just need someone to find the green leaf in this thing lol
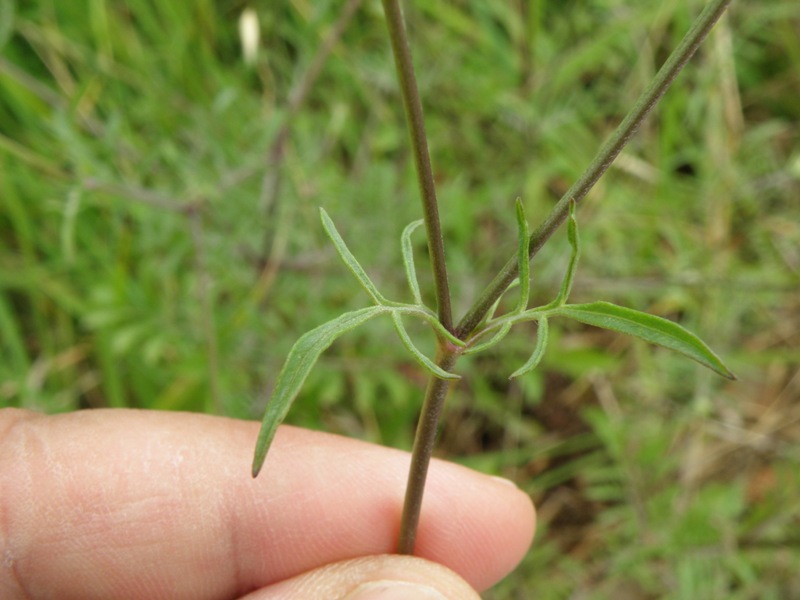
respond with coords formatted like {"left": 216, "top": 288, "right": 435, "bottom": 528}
{"left": 548, "top": 199, "right": 580, "bottom": 308}
{"left": 320, "top": 208, "right": 388, "bottom": 305}
{"left": 394, "top": 305, "right": 466, "bottom": 349}
{"left": 479, "top": 280, "right": 519, "bottom": 328}
{"left": 391, "top": 312, "right": 460, "bottom": 380}
{"left": 401, "top": 219, "right": 424, "bottom": 305}
{"left": 514, "top": 198, "right": 530, "bottom": 313}
{"left": 252, "top": 306, "right": 388, "bottom": 477}
{"left": 510, "top": 317, "right": 549, "bottom": 379}
{"left": 464, "top": 320, "right": 512, "bottom": 355}
{"left": 552, "top": 301, "right": 736, "bottom": 379}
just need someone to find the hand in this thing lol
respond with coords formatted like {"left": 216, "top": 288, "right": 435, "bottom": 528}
{"left": 0, "top": 408, "right": 535, "bottom": 599}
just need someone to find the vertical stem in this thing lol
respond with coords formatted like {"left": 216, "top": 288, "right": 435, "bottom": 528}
{"left": 381, "top": 0, "right": 453, "bottom": 332}
{"left": 397, "top": 349, "right": 460, "bottom": 554}
{"left": 390, "top": 0, "right": 732, "bottom": 560}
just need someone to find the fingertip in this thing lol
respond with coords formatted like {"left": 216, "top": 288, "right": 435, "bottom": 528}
{"left": 3, "top": 410, "right": 535, "bottom": 598}
{"left": 412, "top": 460, "right": 535, "bottom": 590}
{"left": 241, "top": 555, "right": 480, "bottom": 600}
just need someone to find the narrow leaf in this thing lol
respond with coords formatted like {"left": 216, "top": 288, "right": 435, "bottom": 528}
{"left": 320, "top": 208, "right": 388, "bottom": 305}
{"left": 510, "top": 317, "right": 549, "bottom": 379}
{"left": 392, "top": 305, "right": 465, "bottom": 348}
{"left": 552, "top": 301, "right": 736, "bottom": 379}
{"left": 423, "top": 312, "right": 467, "bottom": 348}
{"left": 391, "top": 312, "right": 460, "bottom": 380}
{"left": 252, "top": 306, "right": 388, "bottom": 477}
{"left": 401, "top": 219, "right": 425, "bottom": 305}
{"left": 550, "top": 199, "right": 580, "bottom": 307}
{"left": 481, "top": 280, "right": 519, "bottom": 327}
{"left": 464, "top": 321, "right": 512, "bottom": 355}
{"left": 514, "top": 198, "right": 530, "bottom": 313}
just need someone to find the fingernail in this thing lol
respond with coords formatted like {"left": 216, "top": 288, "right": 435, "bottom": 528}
{"left": 343, "top": 580, "right": 448, "bottom": 600}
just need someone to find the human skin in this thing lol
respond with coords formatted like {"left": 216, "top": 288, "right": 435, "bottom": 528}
{"left": 0, "top": 408, "right": 535, "bottom": 599}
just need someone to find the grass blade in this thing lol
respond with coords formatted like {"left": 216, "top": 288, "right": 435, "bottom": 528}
{"left": 391, "top": 311, "right": 460, "bottom": 380}
{"left": 552, "top": 301, "right": 736, "bottom": 379}
{"left": 252, "top": 306, "right": 388, "bottom": 477}
{"left": 320, "top": 208, "right": 388, "bottom": 305}
{"left": 0, "top": 0, "right": 14, "bottom": 52}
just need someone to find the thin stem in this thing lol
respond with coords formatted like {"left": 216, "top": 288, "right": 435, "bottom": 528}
{"left": 397, "top": 348, "right": 460, "bottom": 555}
{"left": 456, "top": 0, "right": 733, "bottom": 338}
{"left": 381, "top": 0, "right": 454, "bottom": 333}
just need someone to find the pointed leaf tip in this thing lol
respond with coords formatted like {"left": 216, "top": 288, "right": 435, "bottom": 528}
{"left": 553, "top": 301, "right": 736, "bottom": 380}
{"left": 251, "top": 306, "right": 389, "bottom": 476}
{"left": 319, "top": 208, "right": 388, "bottom": 305}
{"left": 510, "top": 316, "right": 549, "bottom": 379}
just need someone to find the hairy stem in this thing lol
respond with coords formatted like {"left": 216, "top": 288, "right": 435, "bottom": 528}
{"left": 397, "top": 348, "right": 460, "bottom": 554}
{"left": 381, "top": 0, "right": 454, "bottom": 332}
{"left": 456, "top": 0, "right": 733, "bottom": 338}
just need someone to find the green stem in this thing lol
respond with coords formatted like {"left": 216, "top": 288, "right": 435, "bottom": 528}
{"left": 381, "top": 0, "right": 454, "bottom": 333}
{"left": 397, "top": 348, "right": 460, "bottom": 555}
{"left": 456, "top": 0, "right": 733, "bottom": 338}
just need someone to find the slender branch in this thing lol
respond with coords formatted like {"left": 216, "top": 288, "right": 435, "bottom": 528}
{"left": 397, "top": 348, "right": 460, "bottom": 554}
{"left": 381, "top": 0, "right": 454, "bottom": 333}
{"left": 456, "top": 0, "right": 733, "bottom": 338}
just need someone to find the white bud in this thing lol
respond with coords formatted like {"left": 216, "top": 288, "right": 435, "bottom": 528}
{"left": 239, "top": 7, "right": 260, "bottom": 66}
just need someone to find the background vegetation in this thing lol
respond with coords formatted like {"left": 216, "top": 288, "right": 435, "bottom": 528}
{"left": 1, "top": 0, "right": 798, "bottom": 597}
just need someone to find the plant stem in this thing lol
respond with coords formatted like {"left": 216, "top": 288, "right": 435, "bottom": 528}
{"left": 456, "top": 0, "right": 733, "bottom": 339}
{"left": 381, "top": 0, "right": 454, "bottom": 333}
{"left": 397, "top": 348, "right": 460, "bottom": 554}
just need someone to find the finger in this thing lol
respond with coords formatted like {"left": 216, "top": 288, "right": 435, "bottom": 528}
{"left": 241, "top": 555, "right": 480, "bottom": 600}
{"left": 1, "top": 408, "right": 534, "bottom": 600}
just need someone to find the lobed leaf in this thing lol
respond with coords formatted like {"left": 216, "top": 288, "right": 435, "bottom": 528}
{"left": 320, "top": 208, "right": 388, "bottom": 305}
{"left": 252, "top": 306, "right": 389, "bottom": 477}
{"left": 510, "top": 316, "right": 549, "bottom": 379}
{"left": 552, "top": 301, "right": 736, "bottom": 379}
{"left": 401, "top": 219, "right": 425, "bottom": 305}
{"left": 391, "top": 311, "right": 460, "bottom": 380}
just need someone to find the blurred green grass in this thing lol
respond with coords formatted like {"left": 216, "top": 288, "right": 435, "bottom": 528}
{"left": 1, "top": 0, "right": 799, "bottom": 597}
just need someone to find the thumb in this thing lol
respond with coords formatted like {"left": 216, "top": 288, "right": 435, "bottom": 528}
{"left": 241, "top": 555, "right": 481, "bottom": 600}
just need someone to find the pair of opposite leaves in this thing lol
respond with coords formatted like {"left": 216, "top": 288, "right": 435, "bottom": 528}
{"left": 252, "top": 200, "right": 735, "bottom": 477}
